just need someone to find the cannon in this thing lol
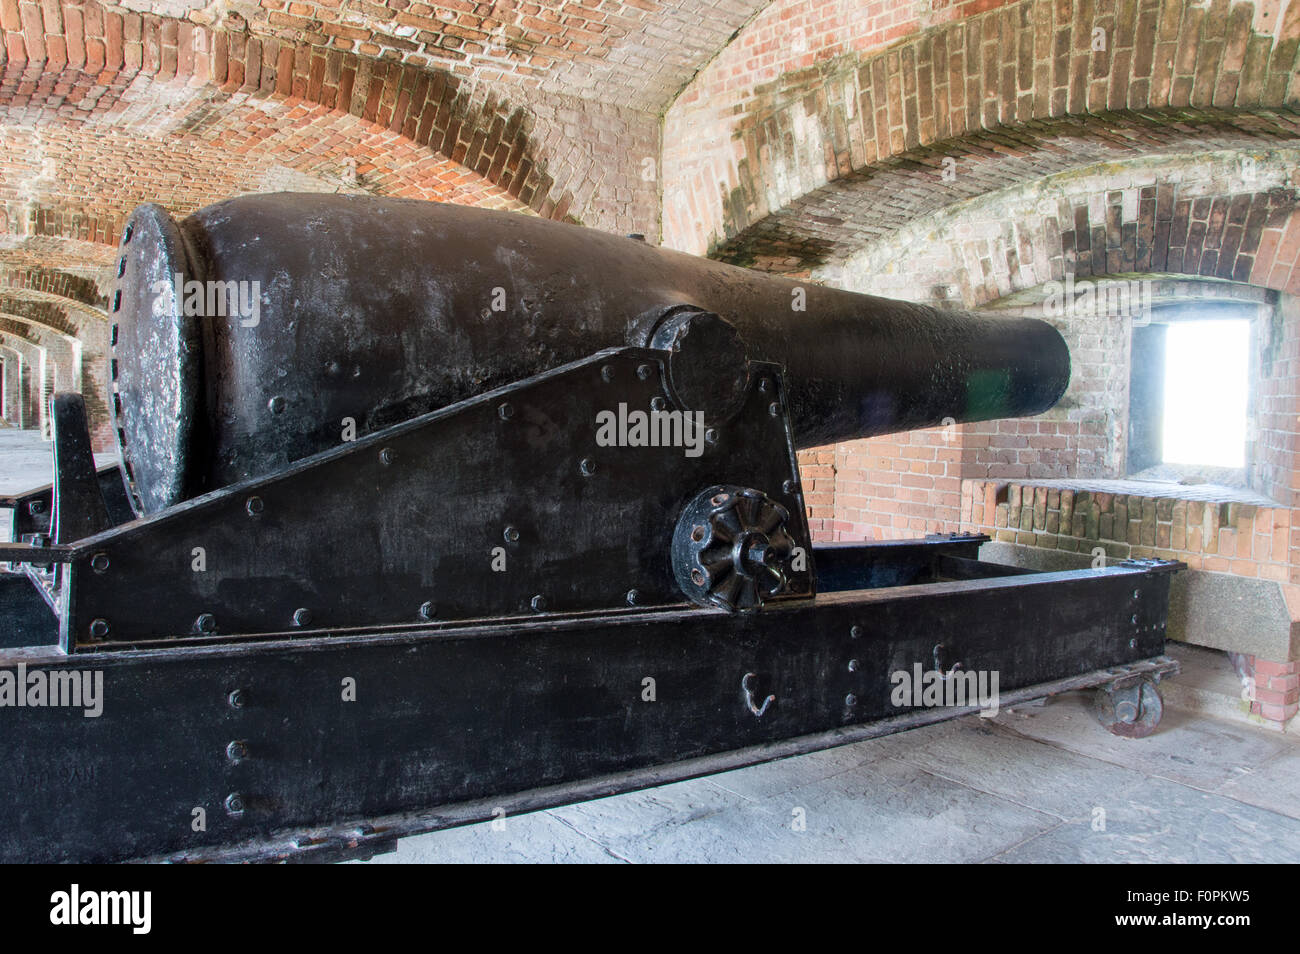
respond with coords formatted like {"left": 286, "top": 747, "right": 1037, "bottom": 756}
{"left": 0, "top": 195, "right": 1178, "bottom": 862}
{"left": 109, "top": 194, "right": 1069, "bottom": 514}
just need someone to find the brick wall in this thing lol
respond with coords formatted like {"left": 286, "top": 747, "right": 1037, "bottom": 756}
{"left": 0, "top": 261, "right": 112, "bottom": 446}
{"left": 1233, "top": 652, "right": 1300, "bottom": 724}
{"left": 0, "top": 1, "right": 661, "bottom": 233}
{"left": 663, "top": 0, "right": 1300, "bottom": 256}
{"left": 966, "top": 480, "right": 1293, "bottom": 580}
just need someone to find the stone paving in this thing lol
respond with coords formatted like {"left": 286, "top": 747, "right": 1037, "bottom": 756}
{"left": 0, "top": 428, "right": 61, "bottom": 496}
{"left": 0, "top": 428, "right": 119, "bottom": 497}
{"left": 367, "top": 693, "right": 1300, "bottom": 864}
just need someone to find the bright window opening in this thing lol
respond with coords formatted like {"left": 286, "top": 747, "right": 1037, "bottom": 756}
{"left": 1161, "top": 320, "right": 1249, "bottom": 468}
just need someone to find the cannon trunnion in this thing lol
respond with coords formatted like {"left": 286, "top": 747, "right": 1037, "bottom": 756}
{"left": 0, "top": 196, "right": 1177, "bottom": 863}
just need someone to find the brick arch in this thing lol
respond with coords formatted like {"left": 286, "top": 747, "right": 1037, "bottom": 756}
{"left": 0, "top": 338, "right": 29, "bottom": 423}
{"left": 0, "top": 96, "right": 529, "bottom": 246}
{"left": 0, "top": 264, "right": 106, "bottom": 309}
{"left": 0, "top": 235, "right": 118, "bottom": 274}
{"left": 0, "top": 312, "right": 75, "bottom": 390}
{"left": 817, "top": 151, "right": 1300, "bottom": 304}
{"left": 0, "top": 294, "right": 88, "bottom": 338}
{"left": 0, "top": 332, "right": 36, "bottom": 357}
{"left": 0, "top": 304, "right": 92, "bottom": 402}
{"left": 0, "top": 329, "right": 46, "bottom": 430}
{"left": 0, "top": 1, "right": 658, "bottom": 232}
{"left": 712, "top": 110, "right": 1300, "bottom": 279}
{"left": 0, "top": 289, "right": 115, "bottom": 448}
{"left": 0, "top": 313, "right": 50, "bottom": 344}
{"left": 0, "top": 276, "right": 109, "bottom": 328}
{"left": 663, "top": 0, "right": 1300, "bottom": 255}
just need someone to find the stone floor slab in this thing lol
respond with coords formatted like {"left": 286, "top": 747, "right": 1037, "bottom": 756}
{"left": 364, "top": 809, "right": 626, "bottom": 864}
{"left": 999, "top": 690, "right": 1291, "bottom": 791}
{"left": 877, "top": 715, "right": 1150, "bottom": 821}
{"left": 987, "top": 776, "right": 1300, "bottom": 864}
{"left": 1212, "top": 749, "right": 1300, "bottom": 821}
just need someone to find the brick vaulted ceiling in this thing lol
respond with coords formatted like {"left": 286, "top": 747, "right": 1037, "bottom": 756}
{"left": 186, "top": 0, "right": 770, "bottom": 110}
{"left": 0, "top": 0, "right": 775, "bottom": 247}
{"left": 7, "top": 0, "right": 1299, "bottom": 274}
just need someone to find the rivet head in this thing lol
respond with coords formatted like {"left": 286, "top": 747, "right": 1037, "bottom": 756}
{"left": 292, "top": 607, "right": 312, "bottom": 627}
{"left": 28, "top": 499, "right": 44, "bottom": 516}
{"left": 246, "top": 496, "right": 264, "bottom": 516}
{"left": 768, "top": 402, "right": 781, "bottom": 417}
{"left": 195, "top": 613, "right": 217, "bottom": 634}
{"left": 530, "top": 594, "right": 547, "bottom": 612}
{"left": 268, "top": 396, "right": 286, "bottom": 415}
{"left": 783, "top": 479, "right": 799, "bottom": 495}
{"left": 636, "top": 363, "right": 653, "bottom": 380}
{"left": 1128, "top": 638, "right": 1137, "bottom": 649}
{"left": 225, "top": 793, "right": 246, "bottom": 817}
{"left": 419, "top": 601, "right": 436, "bottom": 620}
{"left": 227, "top": 689, "right": 245, "bottom": 709}
{"left": 90, "top": 552, "right": 110, "bottom": 573}
{"left": 498, "top": 402, "right": 514, "bottom": 420}
{"left": 226, "top": 740, "right": 248, "bottom": 763}
{"left": 579, "top": 457, "right": 596, "bottom": 476}
{"left": 758, "top": 377, "right": 772, "bottom": 393}
{"left": 704, "top": 428, "right": 719, "bottom": 444}
{"left": 600, "top": 365, "right": 615, "bottom": 382}
{"left": 626, "top": 589, "right": 640, "bottom": 606}
{"left": 504, "top": 526, "right": 521, "bottom": 543}
{"left": 89, "top": 618, "right": 109, "bottom": 639}
{"left": 850, "top": 625, "right": 863, "bottom": 639}
{"left": 650, "top": 396, "right": 667, "bottom": 411}
{"left": 1131, "top": 614, "right": 1138, "bottom": 624}
{"left": 379, "top": 447, "right": 395, "bottom": 466}
{"left": 845, "top": 693, "right": 858, "bottom": 706}
{"left": 848, "top": 659, "right": 859, "bottom": 672}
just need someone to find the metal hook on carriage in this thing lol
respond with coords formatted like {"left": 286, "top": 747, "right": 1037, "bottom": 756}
{"left": 742, "top": 672, "right": 776, "bottom": 718}
{"left": 933, "top": 643, "right": 965, "bottom": 682}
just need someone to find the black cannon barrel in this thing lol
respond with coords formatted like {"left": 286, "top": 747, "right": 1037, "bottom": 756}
{"left": 110, "top": 193, "right": 1069, "bottom": 515}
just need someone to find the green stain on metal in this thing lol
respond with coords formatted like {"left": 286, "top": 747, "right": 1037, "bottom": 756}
{"left": 965, "top": 369, "right": 1013, "bottom": 419}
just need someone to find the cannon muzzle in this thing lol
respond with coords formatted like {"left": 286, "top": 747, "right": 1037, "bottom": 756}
{"left": 110, "top": 194, "right": 1069, "bottom": 514}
